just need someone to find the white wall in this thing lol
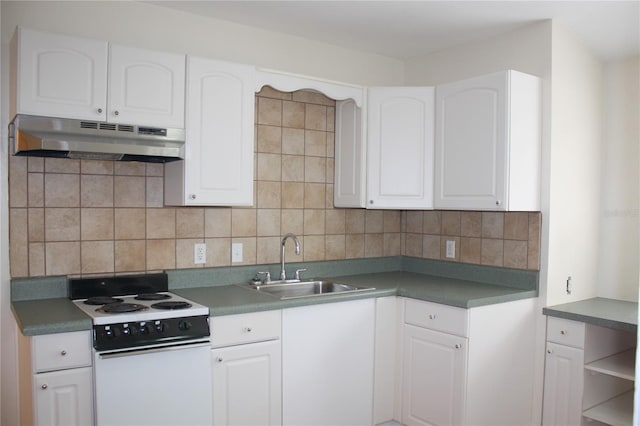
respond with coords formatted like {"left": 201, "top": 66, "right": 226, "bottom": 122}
{"left": 546, "top": 22, "right": 604, "bottom": 305}
{"left": 597, "top": 57, "right": 640, "bottom": 302}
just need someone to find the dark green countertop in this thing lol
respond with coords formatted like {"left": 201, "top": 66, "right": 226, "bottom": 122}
{"left": 12, "top": 298, "right": 93, "bottom": 336}
{"left": 543, "top": 297, "right": 638, "bottom": 333}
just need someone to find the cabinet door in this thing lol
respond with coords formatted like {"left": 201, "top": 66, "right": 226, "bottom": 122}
{"left": 402, "top": 324, "right": 467, "bottom": 426}
{"left": 367, "top": 87, "right": 434, "bottom": 209}
{"left": 165, "top": 57, "right": 254, "bottom": 206}
{"left": 108, "top": 44, "right": 185, "bottom": 128}
{"left": 434, "top": 72, "right": 507, "bottom": 210}
{"left": 212, "top": 340, "right": 282, "bottom": 426}
{"left": 283, "top": 299, "right": 375, "bottom": 425}
{"left": 16, "top": 27, "right": 108, "bottom": 120}
{"left": 334, "top": 99, "right": 365, "bottom": 207}
{"left": 33, "top": 367, "right": 93, "bottom": 426}
{"left": 542, "top": 342, "right": 584, "bottom": 426}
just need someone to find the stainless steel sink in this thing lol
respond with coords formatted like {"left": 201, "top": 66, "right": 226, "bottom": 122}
{"left": 238, "top": 280, "right": 375, "bottom": 299}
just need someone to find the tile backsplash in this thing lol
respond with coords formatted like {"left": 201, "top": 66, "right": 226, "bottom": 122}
{"left": 8, "top": 87, "right": 541, "bottom": 278}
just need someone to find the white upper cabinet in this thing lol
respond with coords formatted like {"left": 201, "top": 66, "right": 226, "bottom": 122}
{"left": 13, "top": 27, "right": 185, "bottom": 128}
{"left": 164, "top": 57, "right": 255, "bottom": 206}
{"left": 108, "top": 44, "right": 185, "bottom": 128}
{"left": 434, "top": 70, "right": 541, "bottom": 211}
{"left": 14, "top": 27, "right": 108, "bottom": 121}
{"left": 367, "top": 87, "right": 435, "bottom": 209}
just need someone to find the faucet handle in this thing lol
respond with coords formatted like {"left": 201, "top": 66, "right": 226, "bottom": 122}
{"left": 294, "top": 268, "right": 307, "bottom": 280}
{"left": 256, "top": 271, "right": 271, "bottom": 283}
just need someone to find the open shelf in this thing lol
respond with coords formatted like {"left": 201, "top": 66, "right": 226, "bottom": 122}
{"left": 585, "top": 349, "right": 636, "bottom": 381}
{"left": 582, "top": 391, "right": 634, "bottom": 426}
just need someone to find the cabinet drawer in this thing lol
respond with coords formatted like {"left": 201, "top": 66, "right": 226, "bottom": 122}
{"left": 211, "top": 310, "right": 281, "bottom": 348}
{"left": 546, "top": 317, "right": 585, "bottom": 348}
{"left": 32, "top": 331, "right": 92, "bottom": 372}
{"left": 404, "top": 299, "right": 468, "bottom": 337}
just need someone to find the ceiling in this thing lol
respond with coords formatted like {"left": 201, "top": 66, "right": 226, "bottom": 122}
{"left": 150, "top": 1, "right": 639, "bottom": 62}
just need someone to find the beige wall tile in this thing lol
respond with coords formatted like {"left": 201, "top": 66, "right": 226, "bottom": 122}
{"left": 45, "top": 158, "right": 80, "bottom": 173}
{"left": 504, "top": 212, "right": 529, "bottom": 240}
{"left": 9, "top": 156, "right": 28, "bottom": 208}
{"left": 231, "top": 237, "right": 256, "bottom": 265}
{"left": 256, "top": 181, "right": 281, "bottom": 208}
{"left": 504, "top": 240, "right": 528, "bottom": 269}
{"left": 28, "top": 208, "right": 45, "bottom": 242}
{"left": 304, "top": 183, "right": 326, "bottom": 209}
{"left": 45, "top": 241, "right": 81, "bottom": 275}
{"left": 115, "top": 240, "right": 146, "bottom": 272}
{"left": 326, "top": 234, "right": 346, "bottom": 260}
{"left": 384, "top": 233, "right": 402, "bottom": 256}
{"left": 283, "top": 101, "right": 305, "bottom": 128}
{"left": 325, "top": 185, "right": 334, "bottom": 209}
{"left": 81, "top": 160, "right": 114, "bottom": 175}
{"left": 258, "top": 97, "right": 282, "bottom": 126}
{"left": 282, "top": 182, "right": 304, "bottom": 209}
{"left": 146, "top": 177, "right": 164, "bottom": 208}
{"left": 305, "top": 104, "right": 327, "bottom": 131}
{"left": 29, "top": 243, "right": 45, "bottom": 277}
{"left": 383, "top": 211, "right": 401, "bottom": 233}
{"left": 147, "top": 208, "right": 176, "bottom": 239}
{"left": 365, "top": 234, "right": 384, "bottom": 258}
{"left": 257, "top": 236, "right": 281, "bottom": 264}
{"left": 461, "top": 212, "right": 482, "bottom": 237}
{"left": 293, "top": 90, "right": 335, "bottom": 106}
{"left": 146, "top": 239, "right": 175, "bottom": 270}
{"left": 115, "top": 208, "right": 146, "bottom": 240}
{"left": 281, "top": 209, "right": 303, "bottom": 235}
{"left": 304, "top": 209, "right": 325, "bottom": 235}
{"left": 365, "top": 210, "right": 384, "bottom": 233}
{"left": 257, "top": 209, "right": 281, "bottom": 236}
{"left": 28, "top": 157, "right": 44, "bottom": 172}
{"left": 305, "top": 130, "right": 326, "bottom": 157}
{"left": 81, "top": 208, "right": 114, "bottom": 240}
{"left": 81, "top": 175, "right": 113, "bottom": 207}
{"left": 423, "top": 235, "right": 441, "bottom": 260}
{"left": 45, "top": 174, "right": 80, "bottom": 207}
{"left": 257, "top": 125, "right": 282, "bottom": 153}
{"left": 45, "top": 208, "right": 80, "bottom": 241}
{"left": 176, "top": 238, "right": 203, "bottom": 269}
{"left": 423, "top": 211, "right": 441, "bottom": 234}
{"left": 28, "top": 173, "right": 44, "bottom": 207}
{"left": 115, "top": 162, "right": 145, "bottom": 176}
{"left": 176, "top": 208, "right": 204, "bottom": 238}
{"left": 282, "top": 128, "right": 305, "bottom": 155}
{"left": 326, "top": 132, "right": 335, "bottom": 158}
{"left": 440, "top": 236, "right": 460, "bottom": 261}
{"left": 405, "top": 233, "right": 423, "bottom": 258}
{"left": 205, "top": 237, "right": 231, "bottom": 267}
{"left": 406, "top": 211, "right": 423, "bottom": 233}
{"left": 146, "top": 163, "right": 164, "bottom": 177}
{"left": 327, "top": 106, "right": 335, "bottom": 132}
{"left": 9, "top": 209, "right": 29, "bottom": 277}
{"left": 346, "top": 209, "right": 365, "bottom": 234}
{"left": 481, "top": 239, "right": 504, "bottom": 267}
{"left": 528, "top": 213, "right": 542, "bottom": 270}
{"left": 326, "top": 210, "right": 346, "bottom": 234}
{"left": 305, "top": 157, "right": 326, "bottom": 183}
{"left": 460, "top": 237, "right": 481, "bottom": 265}
{"left": 326, "top": 158, "right": 335, "bottom": 184}
{"left": 232, "top": 209, "right": 257, "bottom": 237}
{"left": 303, "top": 235, "right": 325, "bottom": 261}
{"left": 482, "top": 212, "right": 504, "bottom": 238}
{"left": 441, "top": 211, "right": 461, "bottom": 235}
{"left": 346, "top": 234, "right": 365, "bottom": 259}
{"left": 81, "top": 241, "right": 114, "bottom": 274}
{"left": 114, "top": 176, "right": 145, "bottom": 207}
{"left": 257, "top": 153, "right": 282, "bottom": 181}
{"left": 205, "top": 208, "right": 232, "bottom": 237}
{"left": 257, "top": 87, "right": 292, "bottom": 100}
{"left": 282, "top": 155, "right": 305, "bottom": 182}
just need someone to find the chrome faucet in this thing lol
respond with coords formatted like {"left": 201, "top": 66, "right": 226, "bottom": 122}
{"left": 280, "top": 233, "right": 300, "bottom": 280}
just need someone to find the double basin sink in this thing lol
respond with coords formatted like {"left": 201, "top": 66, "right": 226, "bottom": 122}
{"left": 238, "top": 279, "right": 375, "bottom": 300}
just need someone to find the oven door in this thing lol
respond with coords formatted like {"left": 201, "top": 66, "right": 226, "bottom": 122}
{"left": 94, "top": 340, "right": 212, "bottom": 426}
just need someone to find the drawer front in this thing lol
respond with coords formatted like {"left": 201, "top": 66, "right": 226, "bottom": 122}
{"left": 404, "top": 299, "right": 468, "bottom": 337}
{"left": 211, "top": 310, "right": 281, "bottom": 348}
{"left": 546, "top": 317, "right": 585, "bottom": 348}
{"left": 32, "top": 331, "right": 92, "bottom": 372}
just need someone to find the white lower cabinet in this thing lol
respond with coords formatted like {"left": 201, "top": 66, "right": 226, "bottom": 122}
{"left": 400, "top": 297, "right": 538, "bottom": 426}
{"left": 283, "top": 299, "right": 375, "bottom": 426}
{"left": 18, "top": 330, "right": 94, "bottom": 426}
{"left": 210, "top": 311, "right": 282, "bottom": 426}
{"left": 542, "top": 317, "right": 637, "bottom": 426}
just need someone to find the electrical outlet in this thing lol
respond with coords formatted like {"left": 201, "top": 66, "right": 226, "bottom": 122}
{"left": 194, "top": 243, "right": 206, "bottom": 264}
{"left": 445, "top": 240, "right": 456, "bottom": 259}
{"left": 232, "top": 243, "right": 243, "bottom": 263}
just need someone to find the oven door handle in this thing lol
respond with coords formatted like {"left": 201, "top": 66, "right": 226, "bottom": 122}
{"left": 98, "top": 341, "right": 210, "bottom": 359}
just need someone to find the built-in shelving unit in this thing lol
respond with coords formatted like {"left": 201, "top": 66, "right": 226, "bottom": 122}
{"left": 583, "top": 390, "right": 634, "bottom": 426}
{"left": 585, "top": 349, "right": 636, "bottom": 380}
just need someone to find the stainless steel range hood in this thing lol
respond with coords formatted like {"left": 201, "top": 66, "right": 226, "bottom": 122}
{"left": 9, "top": 115, "right": 185, "bottom": 162}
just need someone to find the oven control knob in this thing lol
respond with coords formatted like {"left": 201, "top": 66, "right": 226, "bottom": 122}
{"left": 122, "top": 327, "right": 131, "bottom": 336}
{"left": 110, "top": 327, "right": 121, "bottom": 338}
{"left": 155, "top": 322, "right": 166, "bottom": 333}
{"left": 138, "top": 324, "right": 149, "bottom": 335}
{"left": 178, "top": 320, "right": 192, "bottom": 331}
{"left": 104, "top": 328, "right": 115, "bottom": 339}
